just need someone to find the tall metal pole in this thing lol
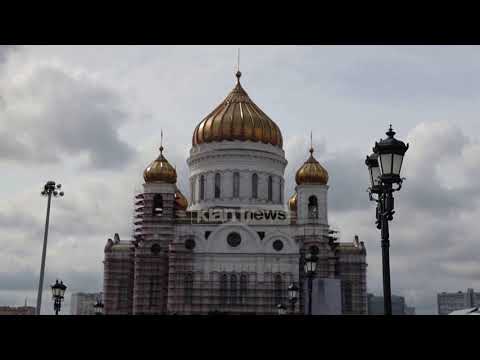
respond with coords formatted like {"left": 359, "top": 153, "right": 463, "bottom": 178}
{"left": 308, "top": 275, "right": 313, "bottom": 316}
{"left": 36, "top": 192, "right": 52, "bottom": 315}
{"left": 55, "top": 299, "right": 59, "bottom": 315}
{"left": 300, "top": 250, "right": 305, "bottom": 315}
{"left": 380, "top": 189, "right": 393, "bottom": 315}
{"left": 381, "top": 214, "right": 392, "bottom": 315}
{"left": 290, "top": 299, "right": 296, "bottom": 315}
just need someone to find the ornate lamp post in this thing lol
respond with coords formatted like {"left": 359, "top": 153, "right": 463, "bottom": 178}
{"left": 51, "top": 280, "right": 67, "bottom": 315}
{"left": 277, "top": 303, "right": 287, "bottom": 315}
{"left": 93, "top": 299, "right": 105, "bottom": 315}
{"left": 36, "top": 181, "right": 64, "bottom": 315}
{"left": 304, "top": 253, "right": 318, "bottom": 316}
{"left": 365, "top": 125, "right": 409, "bottom": 315}
{"left": 288, "top": 283, "right": 299, "bottom": 314}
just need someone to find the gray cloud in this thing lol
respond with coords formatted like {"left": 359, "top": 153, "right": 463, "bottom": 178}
{"left": 0, "top": 45, "right": 18, "bottom": 64}
{"left": 400, "top": 180, "right": 479, "bottom": 215}
{"left": 0, "top": 210, "right": 38, "bottom": 230}
{"left": 0, "top": 134, "right": 36, "bottom": 161}
{"left": 0, "top": 263, "right": 101, "bottom": 293}
{"left": 325, "top": 152, "right": 369, "bottom": 212}
{"left": 0, "top": 270, "right": 38, "bottom": 291}
{"left": 335, "top": 46, "right": 480, "bottom": 102}
{"left": 0, "top": 62, "right": 136, "bottom": 170}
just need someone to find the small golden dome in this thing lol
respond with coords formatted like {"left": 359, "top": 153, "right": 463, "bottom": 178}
{"left": 174, "top": 189, "right": 188, "bottom": 211}
{"left": 295, "top": 147, "right": 329, "bottom": 185}
{"left": 288, "top": 192, "right": 297, "bottom": 211}
{"left": 143, "top": 146, "right": 177, "bottom": 184}
{"left": 192, "top": 72, "right": 283, "bottom": 148}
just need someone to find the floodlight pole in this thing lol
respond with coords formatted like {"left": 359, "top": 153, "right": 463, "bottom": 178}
{"left": 36, "top": 191, "right": 52, "bottom": 315}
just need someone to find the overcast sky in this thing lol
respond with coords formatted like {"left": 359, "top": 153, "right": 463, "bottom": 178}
{"left": 1, "top": 45, "right": 479, "bottom": 314}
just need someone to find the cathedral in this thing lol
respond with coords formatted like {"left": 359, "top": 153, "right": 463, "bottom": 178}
{"left": 103, "top": 70, "right": 367, "bottom": 315}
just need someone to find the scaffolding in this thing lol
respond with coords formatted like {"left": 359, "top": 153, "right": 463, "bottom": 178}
{"left": 104, "top": 188, "right": 367, "bottom": 315}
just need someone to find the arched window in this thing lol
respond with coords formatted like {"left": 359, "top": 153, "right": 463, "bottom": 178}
{"left": 200, "top": 175, "right": 205, "bottom": 201}
{"left": 274, "top": 274, "right": 283, "bottom": 306}
{"left": 151, "top": 244, "right": 161, "bottom": 255}
{"left": 230, "top": 274, "right": 238, "bottom": 305}
{"left": 233, "top": 172, "right": 240, "bottom": 198}
{"left": 240, "top": 274, "right": 248, "bottom": 304}
{"left": 308, "top": 195, "right": 319, "bottom": 219}
{"left": 215, "top": 173, "right": 221, "bottom": 199}
{"left": 152, "top": 194, "right": 163, "bottom": 216}
{"left": 252, "top": 173, "right": 258, "bottom": 199}
{"left": 268, "top": 176, "right": 273, "bottom": 201}
{"left": 220, "top": 273, "right": 228, "bottom": 306}
{"left": 185, "top": 273, "right": 193, "bottom": 305}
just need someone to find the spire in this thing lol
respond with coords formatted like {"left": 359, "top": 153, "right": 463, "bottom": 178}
{"left": 235, "top": 48, "right": 242, "bottom": 84}
{"left": 160, "top": 130, "right": 164, "bottom": 154}
{"left": 309, "top": 131, "right": 314, "bottom": 155}
{"left": 237, "top": 48, "right": 240, "bottom": 72}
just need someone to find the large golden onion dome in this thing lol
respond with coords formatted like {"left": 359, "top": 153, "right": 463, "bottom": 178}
{"left": 295, "top": 147, "right": 329, "bottom": 185}
{"left": 174, "top": 189, "right": 188, "bottom": 211}
{"left": 288, "top": 192, "right": 297, "bottom": 211}
{"left": 143, "top": 146, "right": 177, "bottom": 184}
{"left": 192, "top": 71, "right": 283, "bottom": 148}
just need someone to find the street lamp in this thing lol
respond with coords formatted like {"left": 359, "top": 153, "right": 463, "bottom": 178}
{"left": 93, "top": 299, "right": 104, "bottom": 315}
{"left": 304, "top": 253, "right": 318, "bottom": 316}
{"left": 277, "top": 304, "right": 287, "bottom": 315}
{"left": 36, "top": 181, "right": 64, "bottom": 315}
{"left": 288, "top": 283, "right": 299, "bottom": 314}
{"left": 51, "top": 279, "right": 67, "bottom": 315}
{"left": 365, "top": 125, "right": 409, "bottom": 315}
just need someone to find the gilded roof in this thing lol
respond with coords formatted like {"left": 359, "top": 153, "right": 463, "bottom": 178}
{"left": 295, "top": 147, "right": 329, "bottom": 185}
{"left": 192, "top": 71, "right": 283, "bottom": 148}
{"left": 143, "top": 146, "right": 177, "bottom": 184}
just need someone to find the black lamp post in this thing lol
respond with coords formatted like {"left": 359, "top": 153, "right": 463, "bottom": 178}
{"left": 287, "top": 283, "right": 299, "bottom": 314}
{"left": 365, "top": 125, "right": 409, "bottom": 315}
{"left": 304, "top": 253, "right": 318, "bottom": 315}
{"left": 93, "top": 298, "right": 104, "bottom": 315}
{"left": 36, "top": 181, "right": 64, "bottom": 315}
{"left": 51, "top": 280, "right": 67, "bottom": 315}
{"left": 277, "top": 303, "right": 287, "bottom": 315}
